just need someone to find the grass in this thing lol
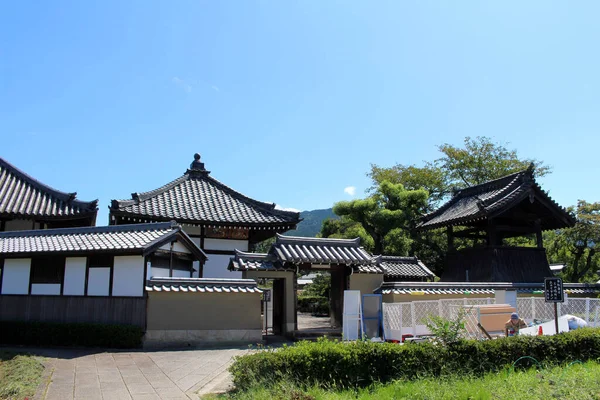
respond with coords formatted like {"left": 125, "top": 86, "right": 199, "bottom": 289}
{"left": 209, "top": 360, "right": 600, "bottom": 400}
{"left": 0, "top": 351, "right": 45, "bottom": 400}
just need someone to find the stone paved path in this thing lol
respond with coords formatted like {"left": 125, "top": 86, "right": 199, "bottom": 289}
{"left": 15, "top": 346, "right": 249, "bottom": 400}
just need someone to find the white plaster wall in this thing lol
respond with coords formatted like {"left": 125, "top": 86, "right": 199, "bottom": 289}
{"left": 151, "top": 267, "right": 171, "bottom": 278}
{"left": 2, "top": 259, "right": 31, "bottom": 294}
{"left": 63, "top": 257, "right": 86, "bottom": 295}
{"left": 158, "top": 242, "right": 191, "bottom": 253}
{"left": 87, "top": 268, "right": 110, "bottom": 296}
{"left": 4, "top": 219, "right": 37, "bottom": 231}
{"left": 149, "top": 267, "right": 191, "bottom": 279}
{"left": 203, "top": 254, "right": 241, "bottom": 278}
{"left": 204, "top": 238, "right": 248, "bottom": 252}
{"left": 112, "top": 256, "right": 144, "bottom": 297}
{"left": 31, "top": 284, "right": 61, "bottom": 295}
{"left": 172, "top": 269, "right": 191, "bottom": 278}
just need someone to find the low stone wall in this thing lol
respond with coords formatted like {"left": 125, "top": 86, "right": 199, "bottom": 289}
{"left": 144, "top": 329, "right": 262, "bottom": 348}
{"left": 145, "top": 291, "right": 262, "bottom": 347}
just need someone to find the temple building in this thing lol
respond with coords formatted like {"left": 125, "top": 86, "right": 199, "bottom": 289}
{"left": 0, "top": 157, "right": 98, "bottom": 231}
{"left": 417, "top": 166, "right": 576, "bottom": 283}
{"left": 109, "top": 154, "right": 301, "bottom": 278}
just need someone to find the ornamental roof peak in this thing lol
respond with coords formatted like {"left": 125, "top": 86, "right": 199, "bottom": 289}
{"left": 187, "top": 153, "right": 210, "bottom": 177}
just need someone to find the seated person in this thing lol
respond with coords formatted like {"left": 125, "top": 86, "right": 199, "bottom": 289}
{"left": 505, "top": 312, "right": 527, "bottom": 337}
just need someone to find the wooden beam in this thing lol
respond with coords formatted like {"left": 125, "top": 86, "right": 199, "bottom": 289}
{"left": 535, "top": 220, "right": 543, "bottom": 249}
{"left": 447, "top": 226, "right": 454, "bottom": 251}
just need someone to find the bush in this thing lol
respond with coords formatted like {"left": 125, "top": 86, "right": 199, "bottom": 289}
{"left": 230, "top": 328, "right": 600, "bottom": 390}
{"left": 0, "top": 321, "right": 144, "bottom": 349}
{"left": 297, "top": 296, "right": 329, "bottom": 316}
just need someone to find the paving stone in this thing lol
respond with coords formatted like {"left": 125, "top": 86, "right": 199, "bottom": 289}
{"left": 101, "top": 389, "right": 132, "bottom": 400}
{"left": 148, "top": 379, "right": 178, "bottom": 389}
{"left": 123, "top": 375, "right": 150, "bottom": 384}
{"left": 131, "top": 394, "right": 162, "bottom": 400}
{"left": 126, "top": 383, "right": 157, "bottom": 395}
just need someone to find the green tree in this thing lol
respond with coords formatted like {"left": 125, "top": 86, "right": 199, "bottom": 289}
{"left": 302, "top": 273, "right": 331, "bottom": 298}
{"left": 546, "top": 200, "right": 600, "bottom": 283}
{"left": 362, "top": 136, "right": 551, "bottom": 274}
{"left": 369, "top": 136, "right": 550, "bottom": 208}
{"left": 321, "top": 181, "right": 428, "bottom": 255}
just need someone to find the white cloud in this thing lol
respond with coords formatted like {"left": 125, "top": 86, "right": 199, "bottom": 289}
{"left": 344, "top": 186, "right": 356, "bottom": 196}
{"left": 275, "top": 204, "right": 300, "bottom": 212}
{"left": 211, "top": 85, "right": 220, "bottom": 92}
{"left": 172, "top": 77, "right": 192, "bottom": 93}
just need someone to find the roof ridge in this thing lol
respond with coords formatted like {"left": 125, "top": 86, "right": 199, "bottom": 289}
{"left": 380, "top": 255, "right": 418, "bottom": 261}
{"left": 0, "top": 221, "right": 177, "bottom": 238}
{"left": 0, "top": 157, "right": 98, "bottom": 208}
{"left": 275, "top": 234, "right": 361, "bottom": 246}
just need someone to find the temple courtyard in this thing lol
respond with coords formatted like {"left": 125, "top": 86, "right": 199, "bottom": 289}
{"left": 7, "top": 346, "right": 252, "bottom": 400}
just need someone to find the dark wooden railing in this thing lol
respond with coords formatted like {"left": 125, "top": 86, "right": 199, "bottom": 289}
{"left": 442, "top": 246, "right": 552, "bottom": 283}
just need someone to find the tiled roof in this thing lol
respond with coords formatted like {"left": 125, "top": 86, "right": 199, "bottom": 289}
{"left": 418, "top": 167, "right": 576, "bottom": 231}
{"left": 379, "top": 256, "right": 436, "bottom": 279}
{"left": 228, "top": 250, "right": 291, "bottom": 272}
{"left": 145, "top": 277, "right": 262, "bottom": 293}
{"left": 376, "top": 282, "right": 600, "bottom": 296}
{"left": 272, "top": 234, "right": 377, "bottom": 265}
{"left": 110, "top": 154, "right": 300, "bottom": 228}
{"left": 0, "top": 221, "right": 206, "bottom": 259}
{"left": 0, "top": 157, "right": 98, "bottom": 221}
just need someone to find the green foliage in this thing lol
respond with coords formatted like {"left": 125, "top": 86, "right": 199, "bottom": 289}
{"left": 0, "top": 352, "right": 44, "bottom": 400}
{"left": 323, "top": 181, "right": 428, "bottom": 255}
{"left": 0, "top": 321, "right": 144, "bottom": 348}
{"left": 297, "top": 296, "right": 329, "bottom": 316}
{"left": 546, "top": 200, "right": 600, "bottom": 283}
{"left": 424, "top": 308, "right": 467, "bottom": 346}
{"left": 230, "top": 328, "right": 600, "bottom": 391}
{"left": 221, "top": 361, "right": 600, "bottom": 400}
{"left": 292, "top": 209, "right": 338, "bottom": 238}
{"left": 302, "top": 273, "right": 331, "bottom": 298}
{"left": 365, "top": 136, "right": 552, "bottom": 275}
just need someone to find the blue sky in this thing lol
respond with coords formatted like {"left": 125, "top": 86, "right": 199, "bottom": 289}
{"left": 1, "top": 1, "right": 599, "bottom": 226}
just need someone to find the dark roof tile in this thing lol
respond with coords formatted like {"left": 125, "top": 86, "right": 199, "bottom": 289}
{"left": 110, "top": 154, "right": 299, "bottom": 227}
{"left": 0, "top": 158, "right": 98, "bottom": 220}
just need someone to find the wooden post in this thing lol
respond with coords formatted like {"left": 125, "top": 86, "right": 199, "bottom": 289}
{"left": 535, "top": 220, "right": 543, "bottom": 249}
{"left": 554, "top": 302, "right": 559, "bottom": 334}
{"left": 447, "top": 226, "right": 454, "bottom": 251}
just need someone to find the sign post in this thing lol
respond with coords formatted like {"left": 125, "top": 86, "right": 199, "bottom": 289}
{"left": 544, "top": 277, "right": 564, "bottom": 334}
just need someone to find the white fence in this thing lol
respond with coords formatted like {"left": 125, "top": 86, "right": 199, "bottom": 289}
{"left": 383, "top": 297, "right": 600, "bottom": 341}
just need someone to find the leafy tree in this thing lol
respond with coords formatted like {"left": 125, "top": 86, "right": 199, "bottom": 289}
{"left": 321, "top": 181, "right": 428, "bottom": 255}
{"left": 302, "top": 273, "right": 331, "bottom": 298}
{"left": 369, "top": 136, "right": 550, "bottom": 208}
{"left": 546, "top": 201, "right": 600, "bottom": 283}
{"left": 365, "top": 136, "right": 551, "bottom": 274}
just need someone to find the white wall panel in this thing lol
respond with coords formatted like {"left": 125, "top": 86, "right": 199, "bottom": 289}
{"left": 63, "top": 257, "right": 86, "bottom": 295}
{"left": 31, "top": 284, "right": 61, "bottom": 295}
{"left": 112, "top": 256, "right": 144, "bottom": 297}
{"left": 192, "top": 261, "right": 200, "bottom": 278}
{"left": 150, "top": 267, "right": 171, "bottom": 278}
{"left": 172, "top": 269, "right": 191, "bottom": 278}
{"left": 87, "top": 268, "right": 110, "bottom": 296}
{"left": 203, "top": 238, "right": 248, "bottom": 252}
{"left": 203, "top": 254, "right": 241, "bottom": 278}
{"left": 158, "top": 242, "right": 191, "bottom": 253}
{"left": 2, "top": 259, "right": 31, "bottom": 294}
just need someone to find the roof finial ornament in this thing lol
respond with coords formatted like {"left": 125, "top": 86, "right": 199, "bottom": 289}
{"left": 190, "top": 153, "right": 205, "bottom": 171}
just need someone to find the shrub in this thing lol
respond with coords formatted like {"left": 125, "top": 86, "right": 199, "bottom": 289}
{"left": 297, "top": 296, "right": 329, "bottom": 316}
{"left": 230, "top": 328, "right": 600, "bottom": 390}
{"left": 0, "top": 321, "right": 143, "bottom": 349}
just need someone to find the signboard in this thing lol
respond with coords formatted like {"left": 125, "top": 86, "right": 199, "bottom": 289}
{"left": 263, "top": 290, "right": 271, "bottom": 302}
{"left": 544, "top": 277, "right": 564, "bottom": 303}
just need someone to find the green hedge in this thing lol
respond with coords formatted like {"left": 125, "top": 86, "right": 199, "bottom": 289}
{"left": 230, "top": 328, "right": 600, "bottom": 390}
{"left": 0, "top": 321, "right": 144, "bottom": 349}
{"left": 297, "top": 296, "right": 329, "bottom": 316}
